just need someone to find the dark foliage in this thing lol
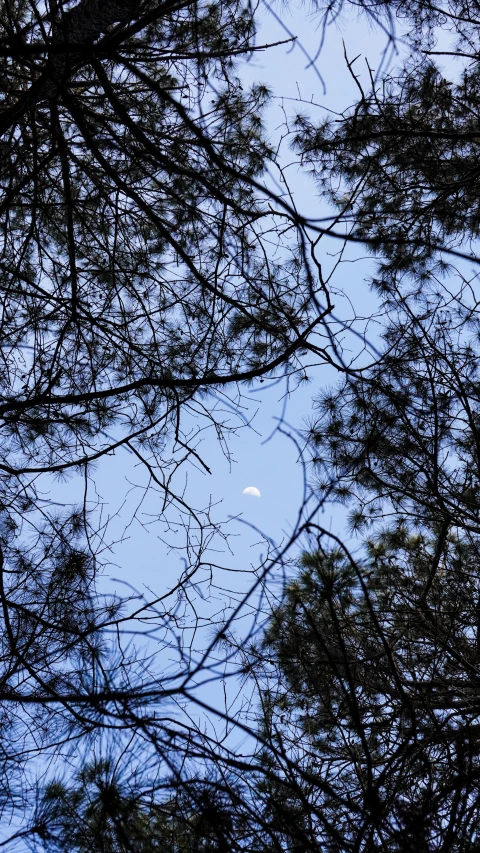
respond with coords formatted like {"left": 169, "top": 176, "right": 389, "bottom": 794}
{"left": 29, "top": 760, "right": 251, "bottom": 853}
{"left": 251, "top": 277, "right": 480, "bottom": 847}
{"left": 295, "top": 2, "right": 480, "bottom": 274}
{"left": 242, "top": 2, "right": 480, "bottom": 849}
{"left": 255, "top": 525, "right": 480, "bottom": 850}
{"left": 7, "top": 0, "right": 480, "bottom": 850}
{"left": 0, "top": 0, "right": 333, "bottom": 841}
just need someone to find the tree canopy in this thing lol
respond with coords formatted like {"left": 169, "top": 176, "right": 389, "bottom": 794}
{"left": 294, "top": 0, "right": 480, "bottom": 273}
{"left": 252, "top": 290, "right": 480, "bottom": 848}
{"left": 5, "top": 0, "right": 480, "bottom": 850}
{"left": 243, "top": 2, "right": 480, "bottom": 848}
{"left": 0, "top": 0, "right": 333, "bottom": 837}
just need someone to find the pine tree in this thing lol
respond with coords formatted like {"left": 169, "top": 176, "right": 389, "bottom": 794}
{"left": 27, "top": 759, "right": 254, "bottom": 853}
{"left": 245, "top": 5, "right": 480, "bottom": 846}
{"left": 293, "top": 1, "right": 480, "bottom": 277}
{"left": 0, "top": 0, "right": 328, "bottom": 836}
{"left": 256, "top": 524, "right": 480, "bottom": 850}
{"left": 249, "top": 188, "right": 480, "bottom": 852}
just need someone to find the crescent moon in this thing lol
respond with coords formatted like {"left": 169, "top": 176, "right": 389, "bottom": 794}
{"left": 242, "top": 486, "right": 261, "bottom": 498}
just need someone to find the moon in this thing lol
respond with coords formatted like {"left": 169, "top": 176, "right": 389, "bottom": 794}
{"left": 242, "top": 486, "right": 261, "bottom": 498}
